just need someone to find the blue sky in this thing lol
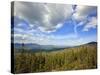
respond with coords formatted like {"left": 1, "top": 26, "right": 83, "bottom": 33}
{"left": 12, "top": 2, "right": 97, "bottom": 46}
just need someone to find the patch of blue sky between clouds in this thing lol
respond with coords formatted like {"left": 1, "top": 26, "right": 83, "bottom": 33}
{"left": 12, "top": 2, "right": 97, "bottom": 46}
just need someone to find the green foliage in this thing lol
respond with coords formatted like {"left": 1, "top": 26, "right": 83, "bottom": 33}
{"left": 14, "top": 44, "right": 97, "bottom": 73}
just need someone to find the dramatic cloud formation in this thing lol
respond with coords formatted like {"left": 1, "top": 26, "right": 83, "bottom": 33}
{"left": 14, "top": 2, "right": 73, "bottom": 33}
{"left": 12, "top": 2, "right": 97, "bottom": 46}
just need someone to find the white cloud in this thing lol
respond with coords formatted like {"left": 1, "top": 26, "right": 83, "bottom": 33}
{"left": 14, "top": 1, "right": 73, "bottom": 33}
{"left": 14, "top": 31, "right": 96, "bottom": 46}
{"left": 14, "top": 32, "right": 78, "bottom": 45}
{"left": 29, "top": 24, "right": 34, "bottom": 28}
{"left": 73, "top": 6, "right": 97, "bottom": 21}
{"left": 73, "top": 6, "right": 87, "bottom": 21}
{"left": 72, "top": 5, "right": 97, "bottom": 33}
{"left": 83, "top": 17, "right": 97, "bottom": 31}
{"left": 17, "top": 23, "right": 23, "bottom": 27}
{"left": 56, "top": 23, "right": 63, "bottom": 29}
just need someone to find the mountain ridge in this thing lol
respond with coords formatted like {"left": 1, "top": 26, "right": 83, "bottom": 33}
{"left": 13, "top": 41, "right": 97, "bottom": 52}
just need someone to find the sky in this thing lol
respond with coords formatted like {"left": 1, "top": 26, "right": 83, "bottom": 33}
{"left": 12, "top": 1, "right": 97, "bottom": 46}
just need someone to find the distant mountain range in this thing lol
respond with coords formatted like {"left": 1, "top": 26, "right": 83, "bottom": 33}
{"left": 13, "top": 43, "right": 67, "bottom": 50}
{"left": 12, "top": 41, "right": 97, "bottom": 52}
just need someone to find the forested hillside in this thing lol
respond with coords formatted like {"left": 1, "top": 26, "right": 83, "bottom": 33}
{"left": 14, "top": 43, "right": 97, "bottom": 73}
